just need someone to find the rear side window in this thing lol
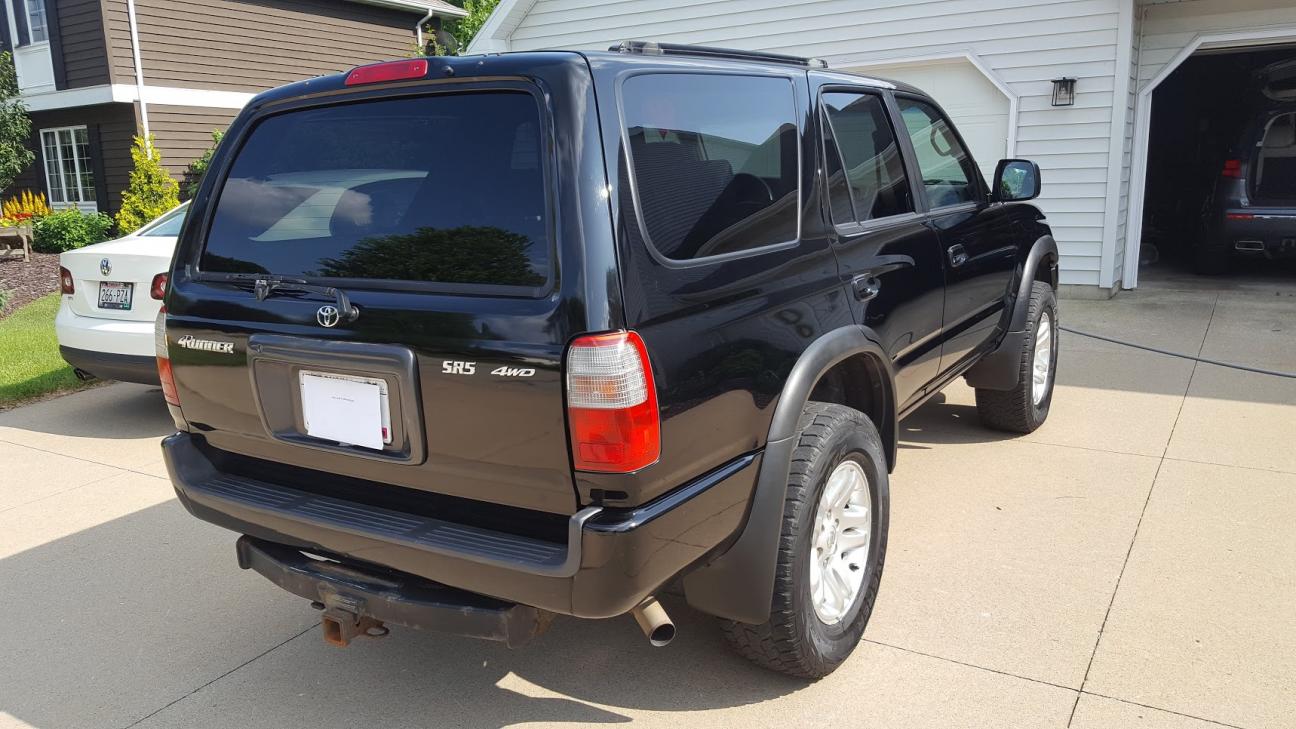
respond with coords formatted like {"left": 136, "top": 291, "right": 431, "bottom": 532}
{"left": 200, "top": 92, "right": 549, "bottom": 290}
{"left": 621, "top": 73, "right": 799, "bottom": 261}
{"left": 821, "top": 92, "right": 913, "bottom": 225}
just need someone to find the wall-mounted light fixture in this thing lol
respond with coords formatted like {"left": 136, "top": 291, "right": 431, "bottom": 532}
{"left": 1051, "top": 77, "right": 1077, "bottom": 107}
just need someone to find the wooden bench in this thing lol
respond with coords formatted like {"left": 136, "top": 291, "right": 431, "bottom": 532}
{"left": 0, "top": 224, "right": 33, "bottom": 262}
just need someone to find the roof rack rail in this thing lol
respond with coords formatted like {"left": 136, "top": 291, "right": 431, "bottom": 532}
{"left": 610, "top": 40, "right": 828, "bottom": 69}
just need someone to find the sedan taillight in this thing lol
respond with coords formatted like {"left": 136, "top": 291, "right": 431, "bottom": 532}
{"left": 59, "top": 266, "right": 74, "bottom": 294}
{"left": 150, "top": 273, "right": 168, "bottom": 300}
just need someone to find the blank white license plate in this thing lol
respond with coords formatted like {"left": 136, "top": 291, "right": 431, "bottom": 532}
{"left": 98, "top": 281, "right": 133, "bottom": 310}
{"left": 299, "top": 370, "right": 392, "bottom": 450}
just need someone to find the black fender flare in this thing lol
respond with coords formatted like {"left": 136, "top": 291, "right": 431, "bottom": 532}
{"left": 682, "top": 325, "right": 897, "bottom": 624}
{"left": 964, "top": 235, "right": 1058, "bottom": 391}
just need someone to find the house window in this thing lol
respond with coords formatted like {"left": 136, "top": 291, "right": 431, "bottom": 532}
{"left": 26, "top": 0, "right": 49, "bottom": 43}
{"left": 41, "top": 126, "right": 97, "bottom": 211}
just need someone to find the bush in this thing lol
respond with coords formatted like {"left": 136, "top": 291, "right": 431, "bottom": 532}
{"left": 116, "top": 134, "right": 179, "bottom": 235}
{"left": 183, "top": 129, "right": 223, "bottom": 199}
{"left": 32, "top": 208, "right": 114, "bottom": 253}
{"left": 0, "top": 51, "right": 34, "bottom": 193}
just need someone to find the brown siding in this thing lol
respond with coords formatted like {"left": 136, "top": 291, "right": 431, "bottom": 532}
{"left": 54, "top": 0, "right": 112, "bottom": 88}
{"left": 105, "top": 0, "right": 419, "bottom": 93}
{"left": 147, "top": 105, "right": 236, "bottom": 180}
{"left": 7, "top": 104, "right": 137, "bottom": 214}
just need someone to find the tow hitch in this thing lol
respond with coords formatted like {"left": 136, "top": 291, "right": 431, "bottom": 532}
{"left": 316, "top": 596, "right": 390, "bottom": 648}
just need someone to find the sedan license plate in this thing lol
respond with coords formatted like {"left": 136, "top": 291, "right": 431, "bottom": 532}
{"left": 98, "top": 281, "right": 133, "bottom": 310}
{"left": 299, "top": 370, "right": 392, "bottom": 449}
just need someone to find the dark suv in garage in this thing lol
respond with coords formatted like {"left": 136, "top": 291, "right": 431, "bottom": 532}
{"left": 1200, "top": 104, "right": 1296, "bottom": 270}
{"left": 158, "top": 42, "right": 1059, "bottom": 678}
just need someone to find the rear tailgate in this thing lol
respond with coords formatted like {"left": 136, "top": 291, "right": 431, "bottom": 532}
{"left": 166, "top": 60, "right": 606, "bottom": 516}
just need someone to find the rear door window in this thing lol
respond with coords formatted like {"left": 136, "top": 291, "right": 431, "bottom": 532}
{"left": 821, "top": 91, "right": 914, "bottom": 225}
{"left": 620, "top": 73, "right": 800, "bottom": 261}
{"left": 200, "top": 92, "right": 550, "bottom": 290}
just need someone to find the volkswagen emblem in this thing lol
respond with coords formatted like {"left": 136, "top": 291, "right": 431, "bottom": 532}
{"left": 316, "top": 305, "right": 341, "bottom": 328}
{"left": 99, "top": 258, "right": 111, "bottom": 276}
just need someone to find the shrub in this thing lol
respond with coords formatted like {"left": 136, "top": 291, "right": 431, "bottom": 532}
{"left": 0, "top": 51, "right": 34, "bottom": 193}
{"left": 0, "top": 288, "right": 10, "bottom": 311}
{"left": 32, "top": 208, "right": 114, "bottom": 253}
{"left": 1, "top": 189, "right": 50, "bottom": 225}
{"left": 116, "top": 135, "right": 179, "bottom": 235}
{"left": 183, "top": 129, "right": 224, "bottom": 199}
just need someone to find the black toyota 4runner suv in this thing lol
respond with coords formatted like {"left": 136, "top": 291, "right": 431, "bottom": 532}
{"left": 159, "top": 42, "right": 1058, "bottom": 678}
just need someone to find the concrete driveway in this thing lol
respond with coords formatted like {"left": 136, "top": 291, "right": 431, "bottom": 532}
{"left": 2, "top": 273, "right": 1293, "bottom": 729}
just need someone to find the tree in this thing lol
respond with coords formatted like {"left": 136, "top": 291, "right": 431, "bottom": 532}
{"left": 183, "top": 129, "right": 224, "bottom": 199}
{"left": 450, "top": 0, "right": 500, "bottom": 52}
{"left": 116, "top": 135, "right": 179, "bottom": 234}
{"left": 0, "top": 51, "right": 34, "bottom": 193}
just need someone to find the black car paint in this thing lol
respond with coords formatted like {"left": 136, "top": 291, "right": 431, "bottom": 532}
{"left": 162, "top": 50, "right": 1053, "bottom": 626}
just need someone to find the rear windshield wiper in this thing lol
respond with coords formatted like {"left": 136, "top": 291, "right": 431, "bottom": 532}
{"left": 251, "top": 276, "right": 359, "bottom": 324}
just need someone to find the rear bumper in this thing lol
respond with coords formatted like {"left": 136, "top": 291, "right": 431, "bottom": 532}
{"left": 235, "top": 536, "right": 550, "bottom": 647}
{"left": 162, "top": 432, "right": 760, "bottom": 619}
{"left": 59, "top": 346, "right": 159, "bottom": 386}
{"left": 54, "top": 300, "right": 156, "bottom": 357}
{"left": 1216, "top": 212, "right": 1296, "bottom": 258}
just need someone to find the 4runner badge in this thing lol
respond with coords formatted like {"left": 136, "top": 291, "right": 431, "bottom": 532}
{"left": 175, "top": 335, "right": 234, "bottom": 354}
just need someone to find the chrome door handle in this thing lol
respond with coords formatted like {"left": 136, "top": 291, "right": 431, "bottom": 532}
{"left": 948, "top": 244, "right": 969, "bottom": 268}
{"left": 852, "top": 274, "right": 881, "bottom": 301}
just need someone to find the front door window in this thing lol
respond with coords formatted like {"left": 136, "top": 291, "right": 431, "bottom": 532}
{"left": 41, "top": 127, "right": 98, "bottom": 212}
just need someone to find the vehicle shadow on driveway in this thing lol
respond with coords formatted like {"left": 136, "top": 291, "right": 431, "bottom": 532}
{"left": 0, "top": 382, "right": 173, "bottom": 440}
{"left": 1, "top": 498, "right": 802, "bottom": 729}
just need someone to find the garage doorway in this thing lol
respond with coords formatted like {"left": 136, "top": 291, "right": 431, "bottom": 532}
{"left": 1138, "top": 44, "right": 1296, "bottom": 280}
{"left": 843, "top": 57, "right": 1012, "bottom": 185}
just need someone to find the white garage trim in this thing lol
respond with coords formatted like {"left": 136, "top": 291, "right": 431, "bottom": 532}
{"left": 829, "top": 51, "right": 1019, "bottom": 158}
{"left": 1124, "top": 26, "right": 1296, "bottom": 289}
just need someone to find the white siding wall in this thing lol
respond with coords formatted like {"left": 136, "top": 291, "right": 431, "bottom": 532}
{"left": 494, "top": 0, "right": 1123, "bottom": 287}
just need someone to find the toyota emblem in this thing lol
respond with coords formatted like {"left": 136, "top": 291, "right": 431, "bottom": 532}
{"left": 99, "top": 258, "right": 111, "bottom": 276}
{"left": 316, "top": 305, "right": 341, "bottom": 328}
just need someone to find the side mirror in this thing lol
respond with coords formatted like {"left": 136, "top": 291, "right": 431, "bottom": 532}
{"left": 992, "top": 159, "right": 1042, "bottom": 202}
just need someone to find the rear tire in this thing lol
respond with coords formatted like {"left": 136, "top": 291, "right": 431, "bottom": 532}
{"left": 722, "top": 402, "right": 889, "bottom": 679}
{"left": 975, "top": 281, "right": 1057, "bottom": 434}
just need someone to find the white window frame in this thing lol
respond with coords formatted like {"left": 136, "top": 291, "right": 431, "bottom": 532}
{"left": 25, "top": 0, "right": 48, "bottom": 44}
{"left": 40, "top": 125, "right": 99, "bottom": 213}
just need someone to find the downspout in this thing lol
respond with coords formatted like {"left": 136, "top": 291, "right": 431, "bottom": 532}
{"left": 414, "top": 8, "right": 434, "bottom": 55}
{"left": 125, "top": 0, "right": 150, "bottom": 145}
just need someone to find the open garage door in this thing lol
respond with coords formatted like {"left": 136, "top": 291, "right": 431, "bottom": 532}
{"left": 847, "top": 59, "right": 1010, "bottom": 184}
{"left": 1139, "top": 44, "right": 1296, "bottom": 279}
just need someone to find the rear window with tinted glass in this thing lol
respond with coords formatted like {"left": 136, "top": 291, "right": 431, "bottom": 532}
{"left": 620, "top": 73, "right": 800, "bottom": 261}
{"left": 200, "top": 92, "right": 550, "bottom": 290}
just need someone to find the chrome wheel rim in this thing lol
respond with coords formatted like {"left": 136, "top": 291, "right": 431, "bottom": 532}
{"left": 1032, "top": 311, "right": 1053, "bottom": 406}
{"left": 809, "top": 460, "right": 872, "bottom": 625}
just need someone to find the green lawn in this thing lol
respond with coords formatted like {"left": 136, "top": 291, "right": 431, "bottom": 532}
{"left": 0, "top": 293, "right": 87, "bottom": 405}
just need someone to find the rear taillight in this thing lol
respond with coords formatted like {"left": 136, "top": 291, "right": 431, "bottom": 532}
{"left": 150, "top": 273, "right": 167, "bottom": 300}
{"left": 565, "top": 331, "right": 660, "bottom": 473}
{"left": 1226, "top": 213, "right": 1255, "bottom": 221}
{"left": 1222, "top": 159, "right": 1244, "bottom": 179}
{"left": 59, "top": 266, "right": 74, "bottom": 294}
{"left": 155, "top": 306, "right": 179, "bottom": 406}
{"left": 345, "top": 59, "right": 428, "bottom": 86}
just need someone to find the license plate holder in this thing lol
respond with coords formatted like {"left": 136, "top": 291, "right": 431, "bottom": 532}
{"left": 299, "top": 370, "right": 393, "bottom": 450}
{"left": 98, "top": 281, "right": 133, "bottom": 310}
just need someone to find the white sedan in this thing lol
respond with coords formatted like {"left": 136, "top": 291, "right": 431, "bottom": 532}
{"left": 55, "top": 203, "right": 188, "bottom": 384}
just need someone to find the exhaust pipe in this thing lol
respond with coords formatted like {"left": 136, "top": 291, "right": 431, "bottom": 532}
{"left": 631, "top": 597, "right": 675, "bottom": 647}
{"left": 73, "top": 368, "right": 97, "bottom": 382}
